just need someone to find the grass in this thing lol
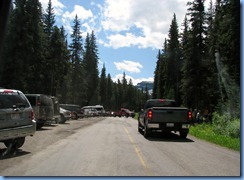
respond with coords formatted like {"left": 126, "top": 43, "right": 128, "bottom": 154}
{"left": 189, "top": 123, "right": 240, "bottom": 151}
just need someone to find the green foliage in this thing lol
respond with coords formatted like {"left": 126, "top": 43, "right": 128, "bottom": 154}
{"left": 190, "top": 123, "right": 240, "bottom": 151}
{"left": 212, "top": 112, "right": 240, "bottom": 138}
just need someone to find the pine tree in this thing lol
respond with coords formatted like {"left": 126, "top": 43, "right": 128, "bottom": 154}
{"left": 106, "top": 73, "right": 113, "bottom": 110}
{"left": 69, "top": 14, "right": 86, "bottom": 105}
{"left": 83, "top": 31, "right": 99, "bottom": 105}
{"left": 181, "top": 0, "right": 207, "bottom": 109}
{"left": 166, "top": 13, "right": 181, "bottom": 103}
{"left": 43, "top": 0, "right": 55, "bottom": 40}
{"left": 99, "top": 64, "right": 107, "bottom": 107}
{"left": 49, "top": 26, "right": 69, "bottom": 96}
{"left": 1, "top": 0, "right": 46, "bottom": 93}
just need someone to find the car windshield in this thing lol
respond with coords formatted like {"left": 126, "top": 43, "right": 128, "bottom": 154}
{"left": 0, "top": 91, "right": 30, "bottom": 109}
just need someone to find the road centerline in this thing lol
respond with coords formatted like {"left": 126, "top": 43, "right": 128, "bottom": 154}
{"left": 123, "top": 126, "right": 152, "bottom": 176}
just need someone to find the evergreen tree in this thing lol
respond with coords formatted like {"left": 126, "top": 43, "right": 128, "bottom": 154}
{"left": 181, "top": 0, "right": 207, "bottom": 109}
{"left": 49, "top": 26, "right": 69, "bottom": 96}
{"left": 166, "top": 13, "right": 181, "bottom": 103}
{"left": 42, "top": 0, "right": 56, "bottom": 94}
{"left": 106, "top": 73, "right": 113, "bottom": 110}
{"left": 99, "top": 64, "right": 107, "bottom": 107}
{"left": 43, "top": 0, "right": 55, "bottom": 40}
{"left": 1, "top": 0, "right": 46, "bottom": 93}
{"left": 68, "top": 14, "right": 86, "bottom": 105}
{"left": 83, "top": 31, "right": 99, "bottom": 105}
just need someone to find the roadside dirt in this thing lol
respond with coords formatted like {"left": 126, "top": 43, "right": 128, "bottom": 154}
{"left": 0, "top": 117, "right": 105, "bottom": 172}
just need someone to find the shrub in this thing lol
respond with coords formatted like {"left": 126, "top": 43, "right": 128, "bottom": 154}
{"left": 212, "top": 112, "right": 240, "bottom": 138}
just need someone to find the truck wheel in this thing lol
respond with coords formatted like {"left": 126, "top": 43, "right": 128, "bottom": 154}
{"left": 4, "top": 137, "right": 25, "bottom": 149}
{"left": 144, "top": 121, "right": 150, "bottom": 138}
{"left": 37, "top": 122, "right": 44, "bottom": 130}
{"left": 59, "top": 115, "right": 66, "bottom": 124}
{"left": 180, "top": 131, "right": 188, "bottom": 138}
{"left": 138, "top": 121, "right": 143, "bottom": 133}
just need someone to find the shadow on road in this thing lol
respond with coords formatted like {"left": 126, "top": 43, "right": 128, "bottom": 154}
{"left": 0, "top": 148, "right": 31, "bottom": 160}
{"left": 141, "top": 131, "right": 194, "bottom": 143}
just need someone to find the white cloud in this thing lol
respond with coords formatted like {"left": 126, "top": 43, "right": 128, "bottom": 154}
{"left": 63, "top": 5, "right": 93, "bottom": 21}
{"left": 112, "top": 74, "right": 153, "bottom": 86}
{"left": 100, "top": 0, "right": 188, "bottom": 49}
{"left": 114, "top": 60, "right": 143, "bottom": 73}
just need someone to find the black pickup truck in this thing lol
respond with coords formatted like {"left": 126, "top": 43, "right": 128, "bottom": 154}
{"left": 138, "top": 99, "right": 192, "bottom": 138}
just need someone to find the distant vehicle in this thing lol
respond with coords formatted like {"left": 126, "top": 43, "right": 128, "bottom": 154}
{"left": 59, "top": 104, "right": 82, "bottom": 120}
{"left": 138, "top": 99, "right": 192, "bottom": 138}
{"left": 25, "top": 94, "right": 54, "bottom": 129}
{"left": 59, "top": 107, "right": 71, "bottom": 123}
{"left": 88, "top": 109, "right": 99, "bottom": 117}
{"left": 0, "top": 89, "right": 36, "bottom": 150}
{"left": 113, "top": 108, "right": 135, "bottom": 118}
{"left": 82, "top": 105, "right": 105, "bottom": 116}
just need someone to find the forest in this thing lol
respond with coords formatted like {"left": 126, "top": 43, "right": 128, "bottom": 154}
{"left": 0, "top": 0, "right": 240, "bottom": 119}
{"left": 152, "top": 0, "right": 240, "bottom": 119}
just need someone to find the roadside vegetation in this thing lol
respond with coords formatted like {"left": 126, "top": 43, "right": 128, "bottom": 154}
{"left": 190, "top": 115, "right": 240, "bottom": 151}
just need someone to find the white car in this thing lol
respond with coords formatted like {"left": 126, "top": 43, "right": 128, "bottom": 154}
{"left": 59, "top": 107, "right": 71, "bottom": 123}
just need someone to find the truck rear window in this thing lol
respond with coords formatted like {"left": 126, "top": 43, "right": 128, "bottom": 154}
{"left": 145, "top": 100, "right": 178, "bottom": 109}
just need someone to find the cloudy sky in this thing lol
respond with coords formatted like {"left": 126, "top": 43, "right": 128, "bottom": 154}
{"left": 39, "top": 0, "right": 209, "bottom": 85}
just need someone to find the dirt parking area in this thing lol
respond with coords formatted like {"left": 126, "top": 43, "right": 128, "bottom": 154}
{"left": 0, "top": 117, "right": 105, "bottom": 172}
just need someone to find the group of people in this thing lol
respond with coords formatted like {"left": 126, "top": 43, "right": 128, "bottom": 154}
{"left": 192, "top": 109, "right": 212, "bottom": 124}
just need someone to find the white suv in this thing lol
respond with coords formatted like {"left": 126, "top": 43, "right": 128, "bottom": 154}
{"left": 0, "top": 89, "right": 36, "bottom": 149}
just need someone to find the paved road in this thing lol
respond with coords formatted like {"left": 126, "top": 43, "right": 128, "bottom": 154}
{"left": 0, "top": 117, "right": 240, "bottom": 176}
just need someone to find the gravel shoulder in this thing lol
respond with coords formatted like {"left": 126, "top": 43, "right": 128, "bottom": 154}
{"left": 0, "top": 117, "right": 105, "bottom": 172}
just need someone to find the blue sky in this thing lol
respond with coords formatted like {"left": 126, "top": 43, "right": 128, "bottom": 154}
{"left": 38, "top": 0, "right": 211, "bottom": 85}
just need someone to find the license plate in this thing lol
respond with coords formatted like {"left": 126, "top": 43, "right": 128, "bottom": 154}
{"left": 149, "top": 124, "right": 159, "bottom": 128}
{"left": 11, "top": 113, "right": 20, "bottom": 120}
{"left": 182, "top": 124, "right": 190, "bottom": 129}
{"left": 166, "top": 123, "right": 174, "bottom": 127}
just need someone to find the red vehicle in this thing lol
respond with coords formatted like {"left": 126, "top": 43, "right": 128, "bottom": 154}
{"left": 113, "top": 108, "right": 135, "bottom": 118}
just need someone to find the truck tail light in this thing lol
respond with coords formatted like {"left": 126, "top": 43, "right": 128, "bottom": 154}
{"left": 147, "top": 110, "right": 153, "bottom": 119}
{"left": 188, "top": 111, "right": 192, "bottom": 120}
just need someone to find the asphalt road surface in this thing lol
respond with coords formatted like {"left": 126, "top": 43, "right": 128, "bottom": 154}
{"left": 0, "top": 117, "right": 240, "bottom": 176}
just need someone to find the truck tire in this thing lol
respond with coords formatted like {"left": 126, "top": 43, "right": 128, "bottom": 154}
{"left": 37, "top": 122, "right": 45, "bottom": 130}
{"left": 138, "top": 121, "right": 143, "bottom": 133}
{"left": 59, "top": 115, "right": 66, "bottom": 124}
{"left": 180, "top": 131, "right": 188, "bottom": 138}
{"left": 144, "top": 120, "right": 150, "bottom": 138}
{"left": 4, "top": 137, "right": 25, "bottom": 149}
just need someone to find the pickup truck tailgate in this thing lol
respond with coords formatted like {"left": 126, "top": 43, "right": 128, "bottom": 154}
{"left": 151, "top": 107, "right": 189, "bottom": 123}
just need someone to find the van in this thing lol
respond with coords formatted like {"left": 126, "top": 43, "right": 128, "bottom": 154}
{"left": 0, "top": 89, "right": 36, "bottom": 149}
{"left": 25, "top": 94, "right": 54, "bottom": 129}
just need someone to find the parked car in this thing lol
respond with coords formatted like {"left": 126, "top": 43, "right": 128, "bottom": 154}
{"left": 88, "top": 109, "right": 99, "bottom": 117}
{"left": 25, "top": 94, "right": 54, "bottom": 129}
{"left": 59, "top": 107, "right": 71, "bottom": 123}
{"left": 113, "top": 108, "right": 135, "bottom": 118}
{"left": 59, "top": 104, "right": 83, "bottom": 120}
{"left": 82, "top": 105, "right": 105, "bottom": 116}
{"left": 0, "top": 89, "right": 36, "bottom": 150}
